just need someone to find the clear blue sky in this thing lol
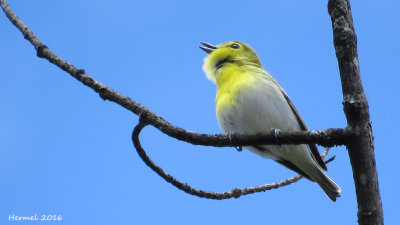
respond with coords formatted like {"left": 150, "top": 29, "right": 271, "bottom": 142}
{"left": 1, "top": 1, "right": 399, "bottom": 224}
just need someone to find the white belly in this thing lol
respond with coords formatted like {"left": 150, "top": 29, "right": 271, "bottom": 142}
{"left": 217, "top": 78, "right": 302, "bottom": 134}
{"left": 217, "top": 78, "right": 308, "bottom": 160}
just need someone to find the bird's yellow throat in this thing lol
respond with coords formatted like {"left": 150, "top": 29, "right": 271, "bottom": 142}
{"left": 215, "top": 64, "right": 259, "bottom": 117}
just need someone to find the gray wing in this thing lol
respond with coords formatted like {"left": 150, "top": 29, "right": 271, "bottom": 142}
{"left": 260, "top": 70, "right": 327, "bottom": 171}
{"left": 281, "top": 89, "right": 328, "bottom": 171}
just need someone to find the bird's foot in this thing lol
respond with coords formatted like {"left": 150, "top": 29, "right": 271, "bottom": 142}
{"left": 228, "top": 132, "right": 243, "bottom": 152}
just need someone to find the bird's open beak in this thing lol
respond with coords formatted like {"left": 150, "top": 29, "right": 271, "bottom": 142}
{"left": 200, "top": 42, "right": 217, "bottom": 54}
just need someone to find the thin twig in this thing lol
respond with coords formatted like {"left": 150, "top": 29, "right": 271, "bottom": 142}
{"left": 132, "top": 120, "right": 336, "bottom": 199}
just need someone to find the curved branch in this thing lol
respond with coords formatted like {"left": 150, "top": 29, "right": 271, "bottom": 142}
{"left": 132, "top": 119, "right": 336, "bottom": 199}
{"left": 0, "top": 0, "right": 352, "bottom": 148}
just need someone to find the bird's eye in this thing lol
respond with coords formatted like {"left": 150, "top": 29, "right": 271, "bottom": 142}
{"left": 231, "top": 43, "right": 240, "bottom": 49}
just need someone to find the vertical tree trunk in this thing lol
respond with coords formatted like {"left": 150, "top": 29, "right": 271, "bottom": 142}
{"left": 328, "top": 0, "right": 383, "bottom": 224}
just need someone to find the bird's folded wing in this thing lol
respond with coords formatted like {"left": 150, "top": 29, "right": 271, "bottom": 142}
{"left": 280, "top": 89, "right": 328, "bottom": 171}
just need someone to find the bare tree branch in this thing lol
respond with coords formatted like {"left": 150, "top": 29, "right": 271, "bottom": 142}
{"left": 0, "top": 0, "right": 347, "bottom": 202}
{"left": 2, "top": 0, "right": 383, "bottom": 223}
{"left": 0, "top": 0, "right": 351, "bottom": 148}
{"left": 132, "top": 119, "right": 336, "bottom": 199}
{"left": 328, "top": 0, "right": 383, "bottom": 224}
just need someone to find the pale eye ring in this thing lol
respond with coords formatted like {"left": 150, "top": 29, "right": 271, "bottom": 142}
{"left": 231, "top": 43, "right": 240, "bottom": 49}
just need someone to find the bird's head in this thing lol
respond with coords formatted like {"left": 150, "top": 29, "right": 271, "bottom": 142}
{"left": 200, "top": 41, "right": 262, "bottom": 83}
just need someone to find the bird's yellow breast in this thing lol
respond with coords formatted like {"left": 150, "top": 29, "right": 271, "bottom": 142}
{"left": 215, "top": 64, "right": 258, "bottom": 117}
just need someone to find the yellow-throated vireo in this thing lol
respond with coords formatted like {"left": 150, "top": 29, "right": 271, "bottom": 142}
{"left": 200, "top": 41, "right": 341, "bottom": 201}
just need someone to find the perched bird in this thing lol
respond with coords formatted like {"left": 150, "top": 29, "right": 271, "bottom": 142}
{"left": 200, "top": 41, "right": 341, "bottom": 201}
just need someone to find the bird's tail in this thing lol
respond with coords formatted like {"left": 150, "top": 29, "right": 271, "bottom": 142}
{"left": 315, "top": 170, "right": 341, "bottom": 202}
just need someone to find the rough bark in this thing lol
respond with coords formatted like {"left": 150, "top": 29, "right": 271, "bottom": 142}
{"left": 328, "top": 0, "right": 383, "bottom": 224}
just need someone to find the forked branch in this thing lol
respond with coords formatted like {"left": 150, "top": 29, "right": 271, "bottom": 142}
{"left": 132, "top": 119, "right": 336, "bottom": 199}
